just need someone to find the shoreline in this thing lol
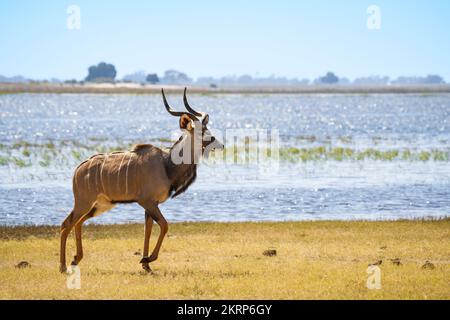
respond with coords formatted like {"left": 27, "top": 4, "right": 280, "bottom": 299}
{"left": 1, "top": 217, "right": 449, "bottom": 231}
{"left": 1, "top": 83, "right": 450, "bottom": 95}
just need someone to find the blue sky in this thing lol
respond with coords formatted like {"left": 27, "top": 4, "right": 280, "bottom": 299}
{"left": 0, "top": 0, "right": 449, "bottom": 80}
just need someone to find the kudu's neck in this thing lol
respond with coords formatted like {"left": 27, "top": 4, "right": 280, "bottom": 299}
{"left": 165, "top": 132, "right": 200, "bottom": 198}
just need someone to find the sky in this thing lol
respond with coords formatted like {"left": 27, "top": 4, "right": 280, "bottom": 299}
{"left": 0, "top": 0, "right": 449, "bottom": 81}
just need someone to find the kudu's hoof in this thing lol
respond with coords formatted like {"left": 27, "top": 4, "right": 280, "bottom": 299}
{"left": 60, "top": 265, "right": 67, "bottom": 273}
{"left": 141, "top": 263, "right": 152, "bottom": 273}
{"left": 140, "top": 256, "right": 153, "bottom": 273}
{"left": 140, "top": 257, "right": 151, "bottom": 264}
{"left": 71, "top": 255, "right": 80, "bottom": 266}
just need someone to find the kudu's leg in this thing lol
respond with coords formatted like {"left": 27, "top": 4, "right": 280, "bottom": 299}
{"left": 139, "top": 201, "right": 168, "bottom": 270}
{"left": 148, "top": 207, "right": 168, "bottom": 262}
{"left": 140, "top": 210, "right": 154, "bottom": 272}
{"left": 71, "top": 212, "right": 94, "bottom": 266}
{"left": 60, "top": 211, "right": 78, "bottom": 273}
{"left": 69, "top": 199, "right": 114, "bottom": 269}
{"left": 60, "top": 203, "right": 94, "bottom": 273}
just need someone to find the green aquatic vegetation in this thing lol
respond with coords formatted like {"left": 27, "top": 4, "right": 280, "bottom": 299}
{"left": 11, "top": 140, "right": 53, "bottom": 150}
{"left": 89, "top": 136, "right": 108, "bottom": 142}
{"left": 198, "top": 92, "right": 218, "bottom": 97}
{"left": 278, "top": 146, "right": 328, "bottom": 162}
{"left": 94, "top": 144, "right": 132, "bottom": 154}
{"left": 1, "top": 138, "right": 449, "bottom": 168}
{"left": 287, "top": 147, "right": 300, "bottom": 155}
{"left": 329, "top": 147, "right": 354, "bottom": 161}
{"left": 107, "top": 144, "right": 134, "bottom": 153}
{"left": 356, "top": 148, "right": 372, "bottom": 160}
{"left": 419, "top": 151, "right": 430, "bottom": 162}
{"left": 278, "top": 146, "right": 449, "bottom": 163}
{"left": 22, "top": 149, "right": 31, "bottom": 157}
{"left": 315, "top": 146, "right": 327, "bottom": 156}
{"left": 432, "top": 150, "right": 449, "bottom": 161}
{"left": 279, "top": 148, "right": 298, "bottom": 162}
{"left": 38, "top": 160, "right": 50, "bottom": 167}
{"left": 71, "top": 150, "right": 82, "bottom": 161}
{"left": 12, "top": 141, "right": 32, "bottom": 149}
{"left": 344, "top": 148, "right": 354, "bottom": 158}
{"left": 276, "top": 145, "right": 450, "bottom": 163}
{"left": 305, "top": 146, "right": 327, "bottom": 161}
{"left": 156, "top": 138, "right": 176, "bottom": 143}
{"left": 12, "top": 157, "right": 31, "bottom": 168}
{"left": 402, "top": 149, "right": 412, "bottom": 160}
{"left": 39, "top": 151, "right": 52, "bottom": 167}
{"left": 0, "top": 156, "right": 8, "bottom": 165}
{"left": 95, "top": 145, "right": 109, "bottom": 154}
{"left": 72, "top": 141, "right": 91, "bottom": 150}
{"left": 384, "top": 150, "right": 399, "bottom": 161}
{"left": 295, "top": 135, "right": 316, "bottom": 143}
{"left": 339, "top": 136, "right": 352, "bottom": 144}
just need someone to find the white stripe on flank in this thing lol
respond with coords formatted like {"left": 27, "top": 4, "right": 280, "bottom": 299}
{"left": 100, "top": 154, "right": 109, "bottom": 193}
{"left": 125, "top": 153, "right": 133, "bottom": 195}
{"left": 117, "top": 153, "right": 127, "bottom": 193}
{"left": 94, "top": 157, "right": 100, "bottom": 190}
{"left": 86, "top": 158, "right": 94, "bottom": 192}
{"left": 73, "top": 166, "right": 79, "bottom": 191}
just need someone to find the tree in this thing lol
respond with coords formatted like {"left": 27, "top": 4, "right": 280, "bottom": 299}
{"left": 85, "top": 62, "right": 117, "bottom": 82}
{"left": 353, "top": 76, "right": 390, "bottom": 85}
{"left": 146, "top": 73, "right": 159, "bottom": 84}
{"left": 122, "top": 71, "right": 146, "bottom": 83}
{"left": 162, "top": 70, "right": 192, "bottom": 84}
{"left": 318, "top": 72, "right": 339, "bottom": 84}
{"left": 392, "top": 75, "right": 445, "bottom": 85}
{"left": 424, "top": 75, "right": 445, "bottom": 84}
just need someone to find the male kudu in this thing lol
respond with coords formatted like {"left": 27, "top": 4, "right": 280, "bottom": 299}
{"left": 60, "top": 88, "right": 223, "bottom": 273}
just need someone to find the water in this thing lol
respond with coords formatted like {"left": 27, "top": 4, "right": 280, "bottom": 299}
{"left": 1, "top": 93, "right": 449, "bottom": 225}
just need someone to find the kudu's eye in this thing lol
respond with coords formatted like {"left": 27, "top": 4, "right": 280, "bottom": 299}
{"left": 203, "top": 130, "right": 213, "bottom": 140}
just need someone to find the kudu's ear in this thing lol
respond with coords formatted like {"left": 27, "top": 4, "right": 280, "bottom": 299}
{"left": 202, "top": 114, "right": 209, "bottom": 125}
{"left": 180, "top": 114, "right": 194, "bottom": 131}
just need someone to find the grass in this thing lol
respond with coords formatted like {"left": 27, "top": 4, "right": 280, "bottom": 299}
{"left": 0, "top": 220, "right": 449, "bottom": 300}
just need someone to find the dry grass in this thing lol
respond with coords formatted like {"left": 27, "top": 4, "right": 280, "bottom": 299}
{"left": 0, "top": 220, "right": 449, "bottom": 300}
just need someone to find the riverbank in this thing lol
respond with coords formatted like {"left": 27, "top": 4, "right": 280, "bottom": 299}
{"left": 1, "top": 83, "right": 450, "bottom": 94}
{"left": 0, "top": 220, "right": 449, "bottom": 299}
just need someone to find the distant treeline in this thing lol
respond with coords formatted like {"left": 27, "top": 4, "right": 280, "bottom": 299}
{"left": 0, "top": 62, "right": 446, "bottom": 87}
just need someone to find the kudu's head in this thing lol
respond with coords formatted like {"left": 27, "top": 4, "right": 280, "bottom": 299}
{"left": 162, "top": 88, "right": 224, "bottom": 162}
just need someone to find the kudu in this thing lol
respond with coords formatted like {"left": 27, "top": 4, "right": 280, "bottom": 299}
{"left": 60, "top": 88, "right": 223, "bottom": 273}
